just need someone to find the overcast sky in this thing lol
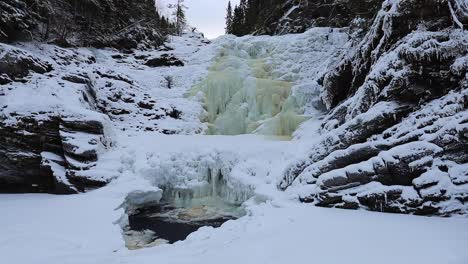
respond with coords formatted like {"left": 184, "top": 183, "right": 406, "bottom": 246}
{"left": 159, "top": 0, "right": 240, "bottom": 39}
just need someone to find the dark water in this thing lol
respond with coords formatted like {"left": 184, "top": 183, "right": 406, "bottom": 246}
{"left": 128, "top": 204, "right": 235, "bottom": 243}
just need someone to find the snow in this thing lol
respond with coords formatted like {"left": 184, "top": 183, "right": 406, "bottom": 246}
{"left": 449, "top": 0, "right": 465, "bottom": 29}
{"left": 1, "top": 192, "right": 468, "bottom": 264}
{"left": 281, "top": 5, "right": 300, "bottom": 21}
{"left": 1, "top": 28, "right": 468, "bottom": 264}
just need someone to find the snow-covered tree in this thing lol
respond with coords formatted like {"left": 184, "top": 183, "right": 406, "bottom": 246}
{"left": 168, "top": 0, "right": 187, "bottom": 36}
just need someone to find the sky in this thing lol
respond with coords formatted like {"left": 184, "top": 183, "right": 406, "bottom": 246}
{"left": 158, "top": 0, "right": 240, "bottom": 39}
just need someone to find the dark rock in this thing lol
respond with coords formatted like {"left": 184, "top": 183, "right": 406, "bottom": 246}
{"left": 0, "top": 44, "right": 53, "bottom": 81}
{"left": 67, "top": 170, "right": 108, "bottom": 192}
{"left": 138, "top": 101, "right": 154, "bottom": 110}
{"left": 0, "top": 115, "right": 107, "bottom": 194}
{"left": 0, "top": 73, "right": 12, "bottom": 85}
{"left": 96, "top": 70, "right": 133, "bottom": 85}
{"left": 165, "top": 108, "right": 182, "bottom": 119}
{"left": 61, "top": 119, "right": 104, "bottom": 135}
{"left": 356, "top": 188, "right": 418, "bottom": 214}
{"left": 111, "top": 54, "right": 125, "bottom": 59}
{"left": 0, "top": 0, "right": 35, "bottom": 42}
{"left": 134, "top": 54, "right": 149, "bottom": 60}
{"left": 335, "top": 201, "right": 360, "bottom": 210}
{"left": 111, "top": 109, "right": 131, "bottom": 115}
{"left": 316, "top": 192, "right": 343, "bottom": 207}
{"left": 145, "top": 54, "right": 184, "bottom": 67}
{"left": 62, "top": 74, "right": 89, "bottom": 84}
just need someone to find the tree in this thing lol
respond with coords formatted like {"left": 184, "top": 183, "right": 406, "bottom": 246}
{"left": 245, "top": 0, "right": 259, "bottom": 33}
{"left": 225, "top": 1, "right": 233, "bottom": 34}
{"left": 168, "top": 0, "right": 187, "bottom": 36}
{"left": 239, "top": 0, "right": 248, "bottom": 20}
{"left": 230, "top": 5, "right": 244, "bottom": 36}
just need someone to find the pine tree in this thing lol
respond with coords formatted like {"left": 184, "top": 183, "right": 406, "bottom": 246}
{"left": 225, "top": 1, "right": 233, "bottom": 34}
{"left": 160, "top": 15, "right": 168, "bottom": 34}
{"left": 168, "top": 0, "right": 187, "bottom": 36}
{"left": 227, "top": 0, "right": 267, "bottom": 36}
{"left": 245, "top": 0, "right": 259, "bottom": 33}
{"left": 230, "top": 5, "right": 244, "bottom": 36}
{"left": 239, "top": 0, "right": 248, "bottom": 35}
{"left": 239, "top": 0, "right": 248, "bottom": 19}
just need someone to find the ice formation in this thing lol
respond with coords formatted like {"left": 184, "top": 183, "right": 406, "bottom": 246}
{"left": 189, "top": 40, "right": 308, "bottom": 136}
{"left": 141, "top": 150, "right": 255, "bottom": 209}
{"left": 120, "top": 150, "right": 257, "bottom": 248}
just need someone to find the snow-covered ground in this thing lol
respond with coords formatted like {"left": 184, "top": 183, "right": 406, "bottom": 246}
{"left": 2, "top": 190, "right": 468, "bottom": 264}
{"left": 2, "top": 29, "right": 468, "bottom": 264}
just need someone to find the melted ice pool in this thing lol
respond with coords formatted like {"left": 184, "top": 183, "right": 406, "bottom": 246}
{"left": 127, "top": 196, "right": 245, "bottom": 246}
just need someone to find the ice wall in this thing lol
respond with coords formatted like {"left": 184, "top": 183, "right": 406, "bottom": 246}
{"left": 189, "top": 40, "right": 309, "bottom": 136}
{"left": 140, "top": 150, "right": 255, "bottom": 212}
{"left": 160, "top": 168, "right": 253, "bottom": 218}
{"left": 161, "top": 167, "right": 253, "bottom": 206}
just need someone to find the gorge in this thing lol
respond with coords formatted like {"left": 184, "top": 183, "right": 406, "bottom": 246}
{"left": 1, "top": 0, "right": 468, "bottom": 263}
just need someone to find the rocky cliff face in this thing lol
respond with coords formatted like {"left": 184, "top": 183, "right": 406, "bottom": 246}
{"left": 279, "top": 0, "right": 468, "bottom": 216}
{"left": 0, "top": 32, "right": 206, "bottom": 193}
{"left": 250, "top": 0, "right": 467, "bottom": 36}
{"left": 0, "top": 0, "right": 166, "bottom": 49}
{"left": 0, "top": 43, "right": 109, "bottom": 193}
{"left": 253, "top": 0, "right": 384, "bottom": 35}
{"left": 0, "top": 0, "right": 195, "bottom": 194}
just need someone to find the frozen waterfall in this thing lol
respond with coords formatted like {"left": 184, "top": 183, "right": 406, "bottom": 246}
{"left": 189, "top": 40, "right": 309, "bottom": 136}
{"left": 140, "top": 150, "right": 255, "bottom": 210}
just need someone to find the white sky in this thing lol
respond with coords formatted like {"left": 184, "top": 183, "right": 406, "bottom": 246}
{"left": 158, "top": 0, "right": 240, "bottom": 39}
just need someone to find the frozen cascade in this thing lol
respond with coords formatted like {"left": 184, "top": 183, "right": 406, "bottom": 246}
{"left": 189, "top": 40, "right": 309, "bottom": 136}
{"left": 161, "top": 167, "right": 253, "bottom": 215}
{"left": 140, "top": 150, "right": 255, "bottom": 216}
{"left": 119, "top": 29, "right": 350, "bottom": 248}
{"left": 122, "top": 152, "right": 255, "bottom": 248}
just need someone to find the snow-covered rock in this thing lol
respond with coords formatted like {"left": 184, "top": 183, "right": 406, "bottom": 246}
{"left": 281, "top": 0, "right": 468, "bottom": 216}
{"left": 0, "top": 43, "right": 52, "bottom": 83}
{"left": 0, "top": 32, "right": 212, "bottom": 193}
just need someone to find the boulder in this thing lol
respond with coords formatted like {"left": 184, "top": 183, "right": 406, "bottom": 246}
{"left": 145, "top": 54, "right": 184, "bottom": 67}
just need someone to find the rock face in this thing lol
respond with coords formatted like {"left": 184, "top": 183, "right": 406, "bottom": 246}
{"left": 244, "top": 0, "right": 468, "bottom": 37}
{"left": 0, "top": 44, "right": 110, "bottom": 193}
{"left": 0, "top": 116, "right": 108, "bottom": 194}
{"left": 0, "top": 32, "right": 207, "bottom": 194}
{"left": 0, "top": 44, "right": 53, "bottom": 84}
{"left": 279, "top": 0, "right": 468, "bottom": 216}
{"left": 0, "top": 0, "right": 166, "bottom": 49}
{"left": 253, "top": 0, "right": 384, "bottom": 35}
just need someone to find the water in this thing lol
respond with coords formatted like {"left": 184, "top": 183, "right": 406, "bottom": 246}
{"left": 126, "top": 188, "right": 246, "bottom": 247}
{"left": 128, "top": 199, "right": 241, "bottom": 244}
{"left": 124, "top": 171, "right": 252, "bottom": 248}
